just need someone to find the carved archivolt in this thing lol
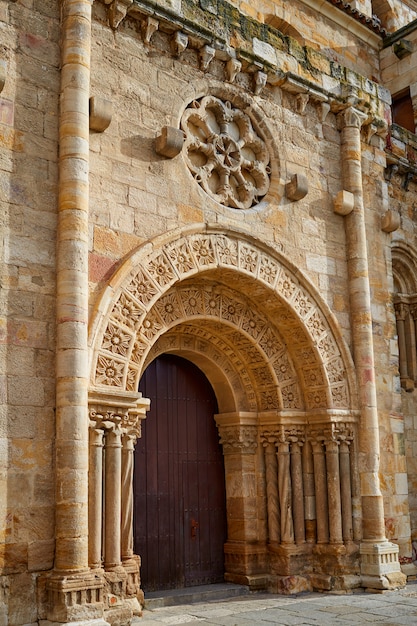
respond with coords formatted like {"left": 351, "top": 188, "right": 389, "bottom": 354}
{"left": 181, "top": 97, "right": 270, "bottom": 209}
{"left": 90, "top": 230, "right": 355, "bottom": 412}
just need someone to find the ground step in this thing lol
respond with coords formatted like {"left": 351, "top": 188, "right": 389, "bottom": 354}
{"left": 143, "top": 583, "right": 250, "bottom": 609}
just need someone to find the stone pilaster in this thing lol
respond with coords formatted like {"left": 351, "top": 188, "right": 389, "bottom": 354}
{"left": 338, "top": 107, "right": 406, "bottom": 590}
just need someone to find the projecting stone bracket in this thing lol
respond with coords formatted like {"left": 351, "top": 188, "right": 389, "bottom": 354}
{"left": 381, "top": 210, "right": 400, "bottom": 233}
{"left": 333, "top": 190, "right": 354, "bottom": 216}
{"left": 106, "top": 0, "right": 134, "bottom": 29}
{"left": 155, "top": 126, "right": 185, "bottom": 158}
{"left": 89, "top": 96, "right": 113, "bottom": 132}
{"left": 285, "top": 173, "right": 308, "bottom": 201}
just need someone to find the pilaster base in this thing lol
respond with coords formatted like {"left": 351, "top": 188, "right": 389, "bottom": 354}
{"left": 360, "top": 541, "right": 407, "bottom": 591}
{"left": 224, "top": 541, "right": 268, "bottom": 580}
{"left": 45, "top": 572, "right": 105, "bottom": 624}
{"left": 269, "top": 575, "right": 311, "bottom": 595}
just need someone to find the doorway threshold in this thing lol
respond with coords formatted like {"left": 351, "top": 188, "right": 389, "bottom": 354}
{"left": 143, "top": 582, "right": 251, "bottom": 609}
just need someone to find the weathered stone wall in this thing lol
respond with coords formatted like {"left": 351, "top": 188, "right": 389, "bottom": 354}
{"left": 0, "top": 1, "right": 59, "bottom": 624}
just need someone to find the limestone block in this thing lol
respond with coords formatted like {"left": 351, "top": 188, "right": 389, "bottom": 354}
{"left": 333, "top": 190, "right": 354, "bottom": 216}
{"left": 89, "top": 96, "right": 112, "bottom": 132}
{"left": 381, "top": 210, "right": 400, "bottom": 232}
{"left": 155, "top": 126, "right": 185, "bottom": 158}
{"left": 285, "top": 173, "right": 308, "bottom": 201}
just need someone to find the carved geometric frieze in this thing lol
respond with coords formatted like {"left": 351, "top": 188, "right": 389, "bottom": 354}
{"left": 218, "top": 424, "right": 258, "bottom": 453}
{"left": 181, "top": 96, "right": 271, "bottom": 209}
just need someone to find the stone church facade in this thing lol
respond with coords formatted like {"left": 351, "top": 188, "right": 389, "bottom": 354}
{"left": 2, "top": 0, "right": 417, "bottom": 624}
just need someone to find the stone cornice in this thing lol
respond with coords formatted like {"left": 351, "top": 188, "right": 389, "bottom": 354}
{"left": 99, "top": 0, "right": 389, "bottom": 120}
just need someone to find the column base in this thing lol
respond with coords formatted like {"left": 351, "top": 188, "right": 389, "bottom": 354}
{"left": 360, "top": 541, "right": 407, "bottom": 591}
{"left": 45, "top": 571, "right": 105, "bottom": 624}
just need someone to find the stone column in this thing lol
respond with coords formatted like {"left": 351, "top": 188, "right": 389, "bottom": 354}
{"left": 121, "top": 433, "right": 136, "bottom": 563}
{"left": 88, "top": 425, "right": 104, "bottom": 570}
{"left": 339, "top": 439, "right": 353, "bottom": 543}
{"left": 104, "top": 424, "right": 123, "bottom": 570}
{"left": 324, "top": 437, "right": 343, "bottom": 545}
{"left": 311, "top": 439, "right": 329, "bottom": 544}
{"left": 290, "top": 441, "right": 305, "bottom": 545}
{"left": 277, "top": 439, "right": 294, "bottom": 545}
{"left": 47, "top": 1, "right": 107, "bottom": 623}
{"left": 262, "top": 436, "right": 280, "bottom": 543}
{"left": 395, "top": 302, "right": 410, "bottom": 383}
{"left": 302, "top": 441, "right": 316, "bottom": 543}
{"left": 339, "top": 107, "right": 405, "bottom": 589}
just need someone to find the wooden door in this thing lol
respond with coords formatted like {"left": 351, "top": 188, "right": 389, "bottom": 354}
{"left": 134, "top": 354, "right": 227, "bottom": 591}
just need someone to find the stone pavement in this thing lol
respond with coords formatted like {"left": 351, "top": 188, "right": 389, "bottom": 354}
{"left": 132, "top": 581, "right": 417, "bottom": 625}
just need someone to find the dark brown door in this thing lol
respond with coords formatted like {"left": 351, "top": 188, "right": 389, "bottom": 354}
{"left": 134, "top": 354, "right": 227, "bottom": 591}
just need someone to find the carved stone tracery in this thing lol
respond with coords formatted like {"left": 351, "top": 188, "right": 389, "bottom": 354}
{"left": 181, "top": 97, "right": 271, "bottom": 209}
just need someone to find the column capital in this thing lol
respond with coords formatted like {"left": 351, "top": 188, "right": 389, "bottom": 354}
{"left": 218, "top": 424, "right": 258, "bottom": 453}
{"left": 337, "top": 106, "right": 368, "bottom": 131}
{"left": 89, "top": 388, "right": 149, "bottom": 439}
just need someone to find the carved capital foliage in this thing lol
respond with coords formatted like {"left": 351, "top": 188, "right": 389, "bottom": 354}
{"left": 218, "top": 425, "right": 258, "bottom": 453}
{"left": 338, "top": 106, "right": 367, "bottom": 131}
{"left": 395, "top": 301, "right": 409, "bottom": 321}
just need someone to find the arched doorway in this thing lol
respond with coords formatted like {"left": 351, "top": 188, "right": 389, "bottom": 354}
{"left": 133, "top": 354, "right": 227, "bottom": 591}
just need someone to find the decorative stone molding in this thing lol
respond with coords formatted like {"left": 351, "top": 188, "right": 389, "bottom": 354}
{"left": 226, "top": 58, "right": 241, "bottom": 83}
{"left": 155, "top": 125, "right": 185, "bottom": 158}
{"left": 89, "top": 96, "right": 112, "bottom": 132}
{"left": 200, "top": 45, "right": 215, "bottom": 71}
{"left": 254, "top": 70, "right": 267, "bottom": 95}
{"left": 90, "top": 230, "right": 354, "bottom": 414}
{"left": 286, "top": 173, "right": 308, "bottom": 201}
{"left": 108, "top": 0, "right": 133, "bottom": 29}
{"left": 172, "top": 31, "right": 188, "bottom": 56}
{"left": 181, "top": 97, "right": 271, "bottom": 209}
{"left": 218, "top": 424, "right": 258, "bottom": 453}
{"left": 142, "top": 16, "right": 159, "bottom": 44}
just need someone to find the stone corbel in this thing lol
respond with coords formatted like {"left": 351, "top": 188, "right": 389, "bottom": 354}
{"left": 254, "top": 70, "right": 267, "bottom": 95}
{"left": 89, "top": 96, "right": 112, "bottom": 132}
{"left": 108, "top": 0, "right": 133, "bottom": 29}
{"left": 317, "top": 101, "right": 331, "bottom": 124}
{"left": 172, "top": 31, "right": 188, "bottom": 57}
{"left": 200, "top": 45, "right": 215, "bottom": 71}
{"left": 142, "top": 16, "right": 159, "bottom": 44}
{"left": 333, "top": 190, "right": 354, "bottom": 216}
{"left": 225, "top": 57, "right": 241, "bottom": 83}
{"left": 296, "top": 93, "right": 309, "bottom": 115}
{"left": 155, "top": 125, "right": 185, "bottom": 158}
{"left": 286, "top": 173, "right": 308, "bottom": 201}
{"left": 0, "top": 60, "right": 6, "bottom": 93}
{"left": 381, "top": 210, "right": 400, "bottom": 233}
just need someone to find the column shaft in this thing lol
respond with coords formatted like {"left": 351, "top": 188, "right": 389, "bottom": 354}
{"left": 105, "top": 428, "right": 123, "bottom": 569}
{"left": 88, "top": 427, "right": 104, "bottom": 569}
{"left": 325, "top": 440, "right": 343, "bottom": 544}
{"left": 290, "top": 442, "right": 305, "bottom": 545}
{"left": 277, "top": 441, "right": 294, "bottom": 544}
{"left": 311, "top": 441, "right": 329, "bottom": 544}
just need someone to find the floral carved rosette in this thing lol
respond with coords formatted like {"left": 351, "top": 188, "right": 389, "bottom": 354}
{"left": 181, "top": 96, "right": 271, "bottom": 209}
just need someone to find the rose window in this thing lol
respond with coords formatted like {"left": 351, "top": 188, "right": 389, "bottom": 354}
{"left": 181, "top": 96, "right": 271, "bottom": 209}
